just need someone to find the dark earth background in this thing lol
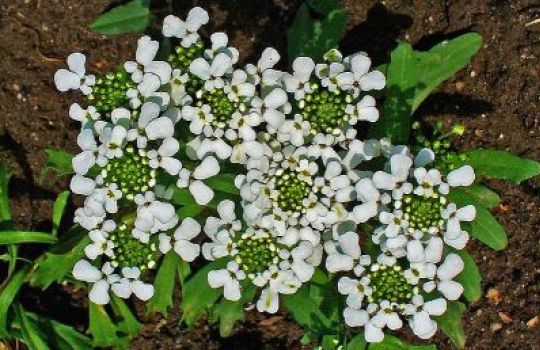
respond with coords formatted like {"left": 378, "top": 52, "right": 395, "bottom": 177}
{"left": 1, "top": 0, "right": 539, "bottom": 349}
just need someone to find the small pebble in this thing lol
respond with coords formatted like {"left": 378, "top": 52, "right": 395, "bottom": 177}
{"left": 471, "top": 70, "right": 477, "bottom": 78}
{"left": 456, "top": 81, "right": 466, "bottom": 92}
{"left": 487, "top": 288, "right": 501, "bottom": 305}
{"left": 490, "top": 322, "right": 503, "bottom": 332}
{"left": 527, "top": 316, "right": 538, "bottom": 329}
{"left": 498, "top": 312, "right": 513, "bottom": 324}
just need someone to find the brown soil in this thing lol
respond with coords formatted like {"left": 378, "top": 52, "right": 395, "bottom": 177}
{"left": 1, "top": 0, "right": 539, "bottom": 349}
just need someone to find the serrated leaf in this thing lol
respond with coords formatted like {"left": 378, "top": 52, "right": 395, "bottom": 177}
{"left": 448, "top": 185, "right": 500, "bottom": 209}
{"left": 147, "top": 251, "right": 180, "bottom": 316}
{"left": 43, "top": 149, "right": 74, "bottom": 178}
{"left": 453, "top": 249, "right": 482, "bottom": 302}
{"left": 181, "top": 259, "right": 228, "bottom": 326}
{"left": 470, "top": 207, "right": 508, "bottom": 251}
{"left": 0, "top": 265, "right": 31, "bottom": 338}
{"left": 52, "top": 191, "right": 70, "bottom": 235}
{"left": 89, "top": 303, "right": 129, "bottom": 349}
{"left": 369, "top": 33, "right": 482, "bottom": 143}
{"left": 90, "top": 0, "right": 151, "bottom": 34}
{"left": 211, "top": 282, "right": 256, "bottom": 337}
{"left": 346, "top": 333, "right": 367, "bottom": 350}
{"left": 0, "top": 231, "right": 56, "bottom": 245}
{"left": 110, "top": 296, "right": 142, "bottom": 339}
{"left": 287, "top": 3, "right": 348, "bottom": 64}
{"left": 460, "top": 149, "right": 540, "bottom": 184}
{"left": 434, "top": 301, "right": 466, "bottom": 349}
{"left": 282, "top": 284, "right": 339, "bottom": 335}
{"left": 30, "top": 227, "right": 90, "bottom": 289}
{"left": 368, "top": 334, "right": 437, "bottom": 350}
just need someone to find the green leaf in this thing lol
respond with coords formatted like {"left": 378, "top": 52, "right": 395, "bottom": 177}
{"left": 181, "top": 259, "right": 228, "bottom": 326}
{"left": 368, "top": 334, "right": 437, "bottom": 350}
{"left": 13, "top": 303, "right": 51, "bottom": 350}
{"left": 90, "top": 0, "right": 151, "bottom": 34}
{"left": 52, "top": 191, "right": 70, "bottom": 236}
{"left": 434, "top": 301, "right": 466, "bottom": 349}
{"left": 287, "top": 2, "right": 348, "bottom": 64}
{"left": 178, "top": 204, "right": 204, "bottom": 219}
{"left": 89, "top": 303, "right": 129, "bottom": 349}
{"left": 448, "top": 185, "right": 500, "bottom": 209}
{"left": 43, "top": 149, "right": 74, "bottom": 178}
{"left": 204, "top": 174, "right": 240, "bottom": 196}
{"left": 459, "top": 149, "right": 540, "bottom": 184}
{"left": 369, "top": 33, "right": 482, "bottom": 143}
{"left": 110, "top": 296, "right": 142, "bottom": 339}
{"left": 470, "top": 207, "right": 508, "bottom": 251}
{"left": 0, "top": 265, "right": 31, "bottom": 338}
{"left": 211, "top": 282, "right": 256, "bottom": 337}
{"left": 0, "top": 231, "right": 56, "bottom": 245}
{"left": 282, "top": 284, "right": 339, "bottom": 335}
{"left": 171, "top": 187, "right": 196, "bottom": 206}
{"left": 46, "top": 317, "right": 92, "bottom": 350}
{"left": 346, "top": 333, "right": 367, "bottom": 350}
{"left": 30, "top": 227, "right": 90, "bottom": 289}
{"left": 453, "top": 250, "right": 482, "bottom": 302}
{"left": 147, "top": 251, "right": 180, "bottom": 316}
{"left": 0, "top": 164, "right": 11, "bottom": 221}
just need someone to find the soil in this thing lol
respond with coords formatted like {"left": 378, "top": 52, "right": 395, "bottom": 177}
{"left": 1, "top": 0, "right": 539, "bottom": 349}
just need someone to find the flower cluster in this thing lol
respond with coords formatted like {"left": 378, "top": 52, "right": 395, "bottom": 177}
{"left": 55, "top": 6, "right": 476, "bottom": 344}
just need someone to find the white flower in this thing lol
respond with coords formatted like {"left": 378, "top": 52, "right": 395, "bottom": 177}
{"left": 54, "top": 53, "right": 95, "bottom": 95}
{"left": 69, "top": 103, "right": 100, "bottom": 128}
{"left": 355, "top": 95, "right": 379, "bottom": 122}
{"left": 127, "top": 102, "right": 174, "bottom": 148}
{"left": 352, "top": 178, "right": 389, "bottom": 223}
{"left": 72, "top": 129, "right": 103, "bottom": 175}
{"left": 441, "top": 203, "right": 476, "bottom": 242}
{"left": 190, "top": 53, "right": 232, "bottom": 90}
{"left": 84, "top": 220, "right": 115, "bottom": 260}
{"left": 279, "top": 115, "right": 311, "bottom": 146}
{"left": 325, "top": 231, "right": 361, "bottom": 273}
{"left": 173, "top": 217, "right": 201, "bottom": 262}
{"left": 338, "top": 276, "right": 372, "bottom": 309}
{"left": 208, "top": 261, "right": 246, "bottom": 301}
{"left": 372, "top": 153, "right": 413, "bottom": 199}
{"left": 424, "top": 253, "right": 464, "bottom": 300}
{"left": 447, "top": 165, "right": 475, "bottom": 187}
{"left": 102, "top": 125, "right": 127, "bottom": 159}
{"left": 347, "top": 53, "right": 386, "bottom": 92}
{"left": 112, "top": 267, "right": 154, "bottom": 301}
{"left": 162, "top": 7, "right": 209, "bottom": 47}
{"left": 284, "top": 57, "right": 315, "bottom": 99}
{"left": 148, "top": 137, "right": 182, "bottom": 175}
{"left": 72, "top": 260, "right": 118, "bottom": 305}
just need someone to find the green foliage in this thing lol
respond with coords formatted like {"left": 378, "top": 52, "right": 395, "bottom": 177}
{"left": 13, "top": 303, "right": 51, "bottom": 349}
{"left": 110, "top": 296, "right": 142, "bottom": 339}
{"left": 346, "top": 333, "right": 367, "bottom": 350}
{"left": 0, "top": 265, "right": 31, "bottom": 338}
{"left": 0, "top": 164, "right": 11, "bottom": 221}
{"left": 287, "top": 0, "right": 348, "bottom": 64}
{"left": 146, "top": 251, "right": 180, "bottom": 316}
{"left": 210, "top": 282, "right": 256, "bottom": 337}
{"left": 369, "top": 33, "right": 482, "bottom": 143}
{"left": 282, "top": 283, "right": 339, "bottom": 335}
{"left": 181, "top": 259, "right": 228, "bottom": 326}
{"left": 433, "top": 301, "right": 466, "bottom": 349}
{"left": 456, "top": 149, "right": 540, "bottom": 184}
{"left": 0, "top": 231, "right": 56, "bottom": 245}
{"left": 453, "top": 249, "right": 482, "bottom": 302}
{"left": 30, "top": 227, "right": 90, "bottom": 289}
{"left": 205, "top": 174, "right": 240, "bottom": 196}
{"left": 91, "top": 0, "right": 151, "bottom": 34}
{"left": 89, "top": 303, "right": 130, "bottom": 349}
{"left": 52, "top": 191, "right": 70, "bottom": 235}
{"left": 41, "top": 149, "right": 74, "bottom": 182}
{"left": 367, "top": 334, "right": 437, "bottom": 350}
{"left": 449, "top": 187, "right": 508, "bottom": 250}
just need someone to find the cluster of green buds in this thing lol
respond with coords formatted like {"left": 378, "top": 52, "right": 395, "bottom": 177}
{"left": 401, "top": 193, "right": 447, "bottom": 234}
{"left": 87, "top": 68, "right": 135, "bottom": 113}
{"left": 195, "top": 88, "right": 247, "bottom": 129}
{"left": 234, "top": 231, "right": 281, "bottom": 277}
{"left": 109, "top": 222, "right": 160, "bottom": 271}
{"left": 168, "top": 40, "right": 205, "bottom": 71}
{"left": 367, "top": 264, "right": 416, "bottom": 305}
{"left": 298, "top": 83, "right": 352, "bottom": 134}
{"left": 272, "top": 170, "right": 315, "bottom": 213}
{"left": 101, "top": 146, "right": 156, "bottom": 201}
{"left": 412, "top": 120, "right": 467, "bottom": 172}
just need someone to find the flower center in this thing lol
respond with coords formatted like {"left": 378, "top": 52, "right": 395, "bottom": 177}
{"left": 234, "top": 232, "right": 280, "bottom": 276}
{"left": 88, "top": 68, "right": 135, "bottom": 113}
{"left": 102, "top": 146, "right": 156, "bottom": 200}
{"left": 109, "top": 223, "right": 160, "bottom": 271}
{"left": 168, "top": 41, "right": 205, "bottom": 71}
{"left": 367, "top": 265, "right": 415, "bottom": 305}
{"left": 273, "top": 171, "right": 313, "bottom": 213}
{"left": 198, "top": 89, "right": 245, "bottom": 128}
{"left": 298, "top": 84, "right": 351, "bottom": 134}
{"left": 402, "top": 193, "right": 446, "bottom": 233}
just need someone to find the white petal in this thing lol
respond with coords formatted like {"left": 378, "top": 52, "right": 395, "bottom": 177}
{"left": 54, "top": 69, "right": 80, "bottom": 91}
{"left": 174, "top": 240, "right": 200, "bottom": 262}
{"left": 136, "top": 36, "right": 159, "bottom": 66}
{"left": 89, "top": 280, "right": 110, "bottom": 305}
{"left": 193, "top": 156, "right": 220, "bottom": 180}
{"left": 72, "top": 260, "right": 101, "bottom": 282}
{"left": 338, "top": 232, "right": 361, "bottom": 259}
{"left": 146, "top": 117, "right": 174, "bottom": 140}
{"left": 264, "top": 88, "right": 287, "bottom": 109}
{"left": 391, "top": 154, "right": 413, "bottom": 181}
{"left": 423, "top": 298, "right": 447, "bottom": 316}
{"left": 293, "top": 57, "right": 315, "bottom": 82}
{"left": 343, "top": 308, "right": 369, "bottom": 327}
{"left": 438, "top": 280, "right": 464, "bottom": 300}
{"left": 457, "top": 205, "right": 476, "bottom": 221}
{"left": 217, "top": 200, "right": 235, "bottom": 222}
{"left": 189, "top": 58, "right": 211, "bottom": 80}
{"left": 365, "top": 322, "right": 384, "bottom": 342}
{"left": 437, "top": 253, "right": 464, "bottom": 280}
{"left": 132, "top": 280, "right": 155, "bottom": 301}
{"left": 174, "top": 217, "right": 201, "bottom": 240}
{"left": 359, "top": 71, "right": 386, "bottom": 90}
{"left": 352, "top": 202, "right": 378, "bottom": 223}
{"left": 189, "top": 180, "right": 214, "bottom": 205}
{"left": 414, "top": 148, "right": 435, "bottom": 167}
{"left": 70, "top": 175, "right": 95, "bottom": 195}
{"left": 256, "top": 288, "right": 279, "bottom": 313}
{"left": 208, "top": 269, "right": 228, "bottom": 288}
{"left": 447, "top": 165, "right": 475, "bottom": 187}
{"left": 223, "top": 279, "right": 242, "bottom": 301}
{"left": 211, "top": 53, "right": 232, "bottom": 77}
{"left": 186, "top": 7, "right": 209, "bottom": 31}
{"left": 67, "top": 53, "right": 86, "bottom": 76}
